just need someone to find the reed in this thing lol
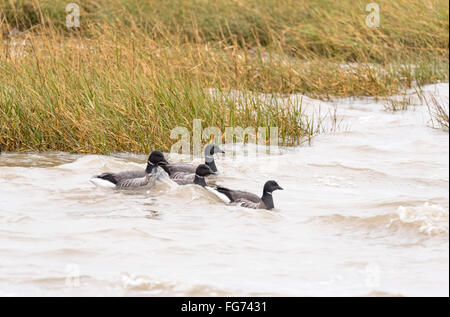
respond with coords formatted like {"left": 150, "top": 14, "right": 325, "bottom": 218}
{"left": 0, "top": 0, "right": 448, "bottom": 153}
{"left": 424, "top": 95, "right": 450, "bottom": 131}
{"left": 0, "top": 31, "right": 314, "bottom": 152}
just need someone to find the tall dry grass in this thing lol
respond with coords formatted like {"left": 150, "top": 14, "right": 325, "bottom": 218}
{"left": 0, "top": 0, "right": 448, "bottom": 153}
{"left": 422, "top": 93, "right": 450, "bottom": 131}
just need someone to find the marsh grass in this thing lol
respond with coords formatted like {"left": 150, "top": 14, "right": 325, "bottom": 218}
{"left": 424, "top": 94, "right": 450, "bottom": 131}
{"left": 383, "top": 93, "right": 414, "bottom": 112}
{"left": 0, "top": 0, "right": 448, "bottom": 153}
{"left": 0, "top": 34, "right": 314, "bottom": 152}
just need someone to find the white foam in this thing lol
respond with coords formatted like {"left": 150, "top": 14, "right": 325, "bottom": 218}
{"left": 395, "top": 203, "right": 449, "bottom": 236}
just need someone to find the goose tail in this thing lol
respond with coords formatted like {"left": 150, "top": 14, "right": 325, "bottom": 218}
{"left": 212, "top": 186, "right": 234, "bottom": 202}
{"left": 94, "top": 173, "right": 118, "bottom": 184}
{"left": 90, "top": 173, "right": 118, "bottom": 188}
{"left": 205, "top": 186, "right": 232, "bottom": 203}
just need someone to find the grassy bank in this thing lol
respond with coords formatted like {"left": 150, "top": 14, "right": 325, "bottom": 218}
{"left": 0, "top": 0, "right": 448, "bottom": 153}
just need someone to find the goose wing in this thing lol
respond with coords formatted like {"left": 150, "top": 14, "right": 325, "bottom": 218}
{"left": 235, "top": 198, "right": 265, "bottom": 209}
{"left": 171, "top": 172, "right": 195, "bottom": 185}
{"left": 166, "top": 163, "right": 196, "bottom": 175}
{"left": 214, "top": 186, "right": 260, "bottom": 203}
{"left": 117, "top": 173, "right": 157, "bottom": 188}
{"left": 114, "top": 170, "right": 147, "bottom": 181}
{"left": 95, "top": 170, "right": 146, "bottom": 185}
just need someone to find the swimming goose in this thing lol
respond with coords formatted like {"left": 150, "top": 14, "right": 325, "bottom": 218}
{"left": 92, "top": 151, "right": 169, "bottom": 189}
{"left": 171, "top": 164, "right": 215, "bottom": 187}
{"left": 166, "top": 144, "right": 225, "bottom": 176}
{"left": 211, "top": 180, "right": 283, "bottom": 210}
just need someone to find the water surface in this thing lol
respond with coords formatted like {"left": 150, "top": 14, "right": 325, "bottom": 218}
{"left": 0, "top": 84, "right": 448, "bottom": 296}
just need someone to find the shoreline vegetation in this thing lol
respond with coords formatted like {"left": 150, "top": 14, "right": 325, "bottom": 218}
{"left": 0, "top": 0, "right": 448, "bottom": 153}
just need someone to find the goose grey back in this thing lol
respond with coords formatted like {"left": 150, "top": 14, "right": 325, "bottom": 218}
{"left": 166, "top": 144, "right": 225, "bottom": 175}
{"left": 94, "top": 150, "right": 168, "bottom": 188}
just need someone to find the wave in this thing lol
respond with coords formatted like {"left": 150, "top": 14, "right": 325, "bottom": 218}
{"left": 391, "top": 203, "right": 448, "bottom": 236}
{"left": 361, "top": 290, "right": 404, "bottom": 297}
{"left": 120, "top": 273, "right": 232, "bottom": 296}
{"left": 314, "top": 202, "right": 448, "bottom": 239}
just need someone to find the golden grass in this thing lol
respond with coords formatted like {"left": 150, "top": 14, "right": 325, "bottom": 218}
{"left": 0, "top": 0, "right": 448, "bottom": 153}
{"left": 0, "top": 30, "right": 317, "bottom": 152}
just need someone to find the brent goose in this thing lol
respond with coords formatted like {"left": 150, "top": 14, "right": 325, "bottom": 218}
{"left": 92, "top": 151, "right": 169, "bottom": 189}
{"left": 211, "top": 180, "right": 283, "bottom": 210}
{"left": 171, "top": 164, "right": 215, "bottom": 187}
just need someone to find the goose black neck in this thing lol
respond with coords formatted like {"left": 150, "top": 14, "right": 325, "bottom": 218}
{"left": 205, "top": 158, "right": 217, "bottom": 173}
{"left": 194, "top": 175, "right": 207, "bottom": 187}
{"left": 261, "top": 192, "right": 274, "bottom": 210}
{"left": 160, "top": 164, "right": 171, "bottom": 176}
{"left": 146, "top": 162, "right": 156, "bottom": 174}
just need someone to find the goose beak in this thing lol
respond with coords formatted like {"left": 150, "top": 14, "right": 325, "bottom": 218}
{"left": 277, "top": 186, "right": 284, "bottom": 190}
